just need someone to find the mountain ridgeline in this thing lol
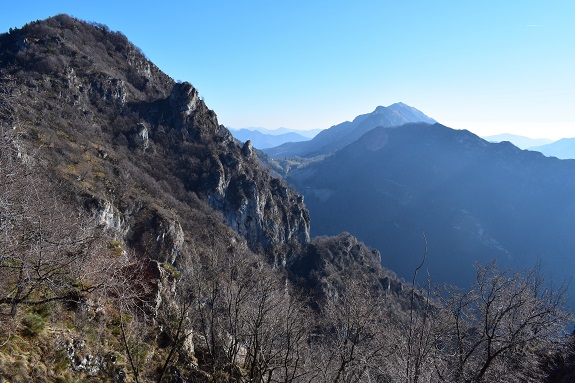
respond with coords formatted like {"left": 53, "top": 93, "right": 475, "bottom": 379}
{"left": 0, "top": 14, "right": 311, "bottom": 262}
{"left": 228, "top": 127, "right": 318, "bottom": 149}
{"left": 287, "top": 122, "right": 575, "bottom": 295}
{"left": 264, "top": 102, "right": 436, "bottom": 158}
{"left": 483, "top": 133, "right": 554, "bottom": 150}
{"left": 1, "top": 15, "right": 573, "bottom": 383}
{"left": 530, "top": 138, "right": 575, "bottom": 160}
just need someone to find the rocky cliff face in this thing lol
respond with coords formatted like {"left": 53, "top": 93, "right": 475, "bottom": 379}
{"left": 144, "top": 81, "right": 311, "bottom": 258}
{"left": 0, "top": 14, "right": 310, "bottom": 262}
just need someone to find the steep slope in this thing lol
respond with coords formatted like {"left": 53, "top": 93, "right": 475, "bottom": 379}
{"left": 530, "top": 137, "right": 575, "bottom": 159}
{"left": 264, "top": 102, "right": 436, "bottom": 158}
{"left": 288, "top": 123, "right": 575, "bottom": 294}
{"left": 0, "top": 14, "right": 310, "bottom": 262}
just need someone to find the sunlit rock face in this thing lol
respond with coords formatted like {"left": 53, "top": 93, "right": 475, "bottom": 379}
{"left": 0, "top": 13, "right": 310, "bottom": 262}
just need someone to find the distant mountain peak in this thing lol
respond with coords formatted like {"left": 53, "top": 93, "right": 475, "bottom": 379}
{"left": 387, "top": 101, "right": 410, "bottom": 109}
{"left": 370, "top": 103, "right": 436, "bottom": 123}
{"left": 264, "top": 102, "right": 437, "bottom": 158}
{"left": 386, "top": 102, "right": 437, "bottom": 124}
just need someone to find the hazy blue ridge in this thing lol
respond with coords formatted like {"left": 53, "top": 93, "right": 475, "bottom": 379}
{"left": 229, "top": 128, "right": 311, "bottom": 149}
{"left": 287, "top": 122, "right": 575, "bottom": 305}
{"left": 529, "top": 137, "right": 575, "bottom": 159}
{"left": 263, "top": 103, "right": 436, "bottom": 158}
{"left": 483, "top": 133, "right": 554, "bottom": 150}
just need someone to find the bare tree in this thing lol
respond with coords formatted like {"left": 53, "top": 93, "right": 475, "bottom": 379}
{"left": 310, "top": 280, "right": 386, "bottom": 383}
{"left": 1, "top": 76, "right": 115, "bottom": 319}
{"left": 156, "top": 297, "right": 194, "bottom": 383}
{"left": 186, "top": 237, "right": 312, "bottom": 383}
{"left": 386, "top": 233, "right": 445, "bottom": 383}
{"left": 381, "top": 276, "right": 444, "bottom": 383}
{"left": 153, "top": 260, "right": 196, "bottom": 383}
{"left": 0, "top": 128, "right": 110, "bottom": 317}
{"left": 437, "top": 262, "right": 571, "bottom": 383}
{"left": 189, "top": 241, "right": 229, "bottom": 373}
{"left": 104, "top": 252, "right": 156, "bottom": 383}
{"left": 240, "top": 265, "right": 312, "bottom": 383}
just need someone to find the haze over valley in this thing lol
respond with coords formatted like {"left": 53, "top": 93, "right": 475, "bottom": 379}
{"left": 229, "top": 105, "right": 574, "bottom": 299}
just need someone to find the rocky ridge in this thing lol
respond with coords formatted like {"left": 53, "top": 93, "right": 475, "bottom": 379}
{"left": 0, "top": 14, "right": 310, "bottom": 263}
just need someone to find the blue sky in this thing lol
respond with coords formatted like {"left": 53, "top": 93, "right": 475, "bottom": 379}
{"left": 2, "top": 1, "right": 574, "bottom": 139}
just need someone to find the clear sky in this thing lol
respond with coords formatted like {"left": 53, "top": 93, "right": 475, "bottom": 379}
{"left": 2, "top": 1, "right": 574, "bottom": 139}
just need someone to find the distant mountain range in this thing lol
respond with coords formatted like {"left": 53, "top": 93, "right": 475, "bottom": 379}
{"left": 230, "top": 126, "right": 322, "bottom": 138}
{"left": 228, "top": 127, "right": 322, "bottom": 149}
{"left": 287, "top": 122, "right": 575, "bottom": 298}
{"left": 483, "top": 133, "right": 553, "bottom": 149}
{"left": 228, "top": 129, "right": 310, "bottom": 149}
{"left": 529, "top": 138, "right": 575, "bottom": 160}
{"left": 264, "top": 102, "right": 436, "bottom": 158}
{"left": 483, "top": 133, "right": 575, "bottom": 160}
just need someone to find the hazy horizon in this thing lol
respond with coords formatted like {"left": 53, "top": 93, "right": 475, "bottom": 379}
{"left": 3, "top": 1, "right": 573, "bottom": 140}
